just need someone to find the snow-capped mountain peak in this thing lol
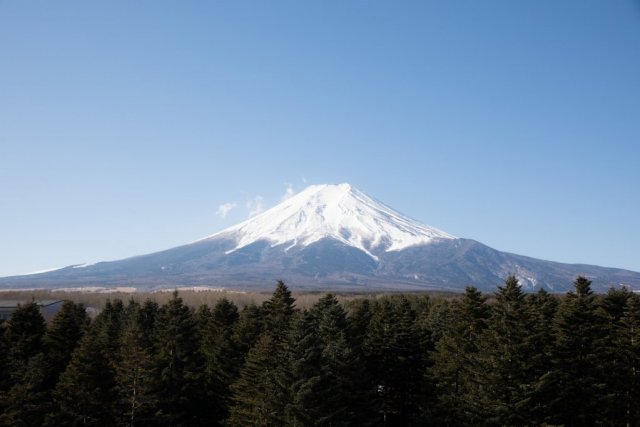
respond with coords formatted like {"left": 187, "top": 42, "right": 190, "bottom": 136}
{"left": 206, "top": 183, "right": 455, "bottom": 259}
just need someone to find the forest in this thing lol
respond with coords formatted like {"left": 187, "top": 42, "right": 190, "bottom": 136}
{"left": 1, "top": 276, "right": 639, "bottom": 427}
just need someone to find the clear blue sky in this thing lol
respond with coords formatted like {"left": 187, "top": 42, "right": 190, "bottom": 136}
{"left": 1, "top": 1, "right": 639, "bottom": 277}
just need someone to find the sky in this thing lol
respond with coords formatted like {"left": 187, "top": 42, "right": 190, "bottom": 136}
{"left": 1, "top": 1, "right": 639, "bottom": 277}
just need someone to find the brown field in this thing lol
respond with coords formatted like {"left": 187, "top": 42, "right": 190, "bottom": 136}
{"left": 0, "top": 287, "right": 460, "bottom": 315}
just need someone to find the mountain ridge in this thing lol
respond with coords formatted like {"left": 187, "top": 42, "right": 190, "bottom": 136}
{"left": 1, "top": 183, "right": 639, "bottom": 292}
{"left": 203, "top": 183, "right": 454, "bottom": 260}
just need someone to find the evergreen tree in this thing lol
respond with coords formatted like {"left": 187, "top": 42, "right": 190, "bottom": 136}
{"left": 346, "top": 298, "right": 372, "bottom": 356}
{"left": 152, "top": 291, "right": 208, "bottom": 426}
{"left": 50, "top": 322, "right": 117, "bottom": 426}
{"left": 286, "top": 310, "right": 326, "bottom": 426}
{"left": 0, "top": 301, "right": 50, "bottom": 426}
{"left": 475, "top": 275, "right": 532, "bottom": 425}
{"left": 431, "top": 287, "right": 490, "bottom": 425}
{"left": 3, "top": 301, "right": 46, "bottom": 377}
{"left": 229, "top": 282, "right": 297, "bottom": 426}
{"left": 617, "top": 293, "right": 640, "bottom": 426}
{"left": 284, "top": 294, "right": 377, "bottom": 426}
{"left": 262, "top": 280, "right": 296, "bottom": 338}
{"left": 0, "top": 352, "right": 51, "bottom": 426}
{"left": 538, "top": 276, "right": 602, "bottom": 426}
{"left": 93, "top": 299, "right": 126, "bottom": 370}
{"left": 0, "top": 321, "right": 9, "bottom": 392}
{"left": 45, "top": 300, "right": 90, "bottom": 386}
{"left": 364, "top": 296, "right": 425, "bottom": 425}
{"left": 229, "top": 333, "right": 289, "bottom": 426}
{"left": 414, "top": 299, "right": 441, "bottom": 423}
{"left": 233, "top": 303, "right": 264, "bottom": 358}
{"left": 595, "top": 287, "right": 634, "bottom": 424}
{"left": 313, "top": 294, "right": 376, "bottom": 426}
{"left": 524, "top": 288, "right": 558, "bottom": 423}
{"left": 201, "top": 298, "right": 241, "bottom": 422}
{"left": 195, "top": 304, "right": 212, "bottom": 334}
{"left": 114, "top": 302, "right": 158, "bottom": 427}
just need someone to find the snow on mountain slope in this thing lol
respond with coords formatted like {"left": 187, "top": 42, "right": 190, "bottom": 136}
{"left": 204, "top": 183, "right": 455, "bottom": 260}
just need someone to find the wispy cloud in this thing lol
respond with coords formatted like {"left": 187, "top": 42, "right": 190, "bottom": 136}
{"left": 246, "top": 196, "right": 264, "bottom": 217}
{"left": 216, "top": 202, "right": 237, "bottom": 218}
{"left": 281, "top": 183, "right": 295, "bottom": 201}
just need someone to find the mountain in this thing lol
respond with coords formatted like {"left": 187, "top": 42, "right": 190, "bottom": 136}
{"left": 2, "top": 183, "right": 639, "bottom": 292}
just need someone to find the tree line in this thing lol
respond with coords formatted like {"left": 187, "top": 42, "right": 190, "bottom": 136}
{"left": 0, "top": 277, "right": 639, "bottom": 426}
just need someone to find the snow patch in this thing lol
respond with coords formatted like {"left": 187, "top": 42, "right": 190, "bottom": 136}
{"left": 12, "top": 266, "right": 64, "bottom": 276}
{"left": 201, "top": 183, "right": 455, "bottom": 260}
{"left": 51, "top": 287, "right": 137, "bottom": 293}
{"left": 72, "top": 262, "right": 97, "bottom": 269}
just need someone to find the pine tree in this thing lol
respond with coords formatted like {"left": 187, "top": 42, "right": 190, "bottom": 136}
{"left": 195, "top": 304, "right": 212, "bottom": 334}
{"left": 114, "top": 302, "right": 158, "bottom": 427}
{"left": 364, "top": 296, "right": 425, "bottom": 425}
{"left": 475, "top": 275, "right": 532, "bottom": 425}
{"left": 229, "top": 333, "right": 289, "bottom": 426}
{"left": 539, "top": 276, "right": 602, "bottom": 426}
{"left": 201, "top": 298, "right": 241, "bottom": 422}
{"left": 229, "top": 282, "right": 297, "bottom": 426}
{"left": 233, "top": 303, "right": 264, "bottom": 358}
{"left": 50, "top": 322, "right": 117, "bottom": 426}
{"left": 286, "top": 310, "right": 326, "bottom": 426}
{"left": 0, "top": 301, "right": 50, "bottom": 426}
{"left": 0, "top": 352, "right": 51, "bottom": 426}
{"left": 314, "top": 294, "right": 376, "bottom": 426}
{"left": 262, "top": 280, "right": 296, "bottom": 339}
{"left": 524, "top": 288, "right": 558, "bottom": 423}
{"left": 346, "top": 298, "right": 372, "bottom": 356}
{"left": 0, "top": 321, "right": 9, "bottom": 392}
{"left": 152, "top": 291, "right": 208, "bottom": 426}
{"left": 45, "top": 300, "right": 90, "bottom": 386}
{"left": 431, "top": 286, "right": 490, "bottom": 425}
{"left": 617, "top": 293, "right": 640, "bottom": 426}
{"left": 3, "top": 301, "right": 47, "bottom": 377}
{"left": 285, "top": 294, "right": 377, "bottom": 426}
{"left": 595, "top": 287, "right": 634, "bottom": 424}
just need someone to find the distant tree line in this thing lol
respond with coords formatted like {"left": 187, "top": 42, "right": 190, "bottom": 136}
{"left": 0, "top": 277, "right": 639, "bottom": 426}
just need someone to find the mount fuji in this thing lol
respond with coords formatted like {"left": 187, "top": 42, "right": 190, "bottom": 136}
{"left": 2, "top": 183, "right": 639, "bottom": 292}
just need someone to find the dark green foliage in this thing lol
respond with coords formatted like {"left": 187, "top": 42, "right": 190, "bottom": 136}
{"left": 152, "top": 291, "right": 208, "bottom": 426}
{"left": 262, "top": 280, "right": 296, "bottom": 337}
{"left": 286, "top": 311, "right": 327, "bottom": 426}
{"left": 0, "top": 322, "right": 8, "bottom": 392}
{"left": 201, "top": 298, "right": 241, "bottom": 421}
{"left": 3, "top": 301, "right": 47, "bottom": 377}
{"left": 346, "top": 298, "right": 372, "bottom": 354}
{"left": 365, "top": 296, "right": 426, "bottom": 425}
{"left": 0, "top": 352, "right": 51, "bottom": 427}
{"left": 617, "top": 293, "right": 640, "bottom": 425}
{"left": 230, "top": 282, "right": 297, "bottom": 426}
{"left": 229, "top": 333, "right": 289, "bottom": 426}
{"left": 475, "top": 276, "right": 532, "bottom": 425}
{"left": 431, "top": 287, "right": 490, "bottom": 425}
{"left": 524, "top": 288, "right": 558, "bottom": 422}
{"left": 45, "top": 301, "right": 90, "bottom": 385}
{"left": 539, "top": 276, "right": 602, "bottom": 426}
{"left": 47, "top": 300, "right": 127, "bottom": 425}
{"left": 0, "top": 301, "right": 50, "bottom": 426}
{"left": 595, "top": 287, "right": 635, "bottom": 424}
{"left": 114, "top": 301, "right": 158, "bottom": 426}
{"left": 288, "top": 295, "right": 376, "bottom": 426}
{"left": 51, "top": 322, "right": 117, "bottom": 426}
{"left": 233, "top": 303, "right": 264, "bottom": 358}
{"left": 3, "top": 279, "right": 640, "bottom": 426}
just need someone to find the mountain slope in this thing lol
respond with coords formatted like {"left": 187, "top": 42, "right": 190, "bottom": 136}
{"left": 206, "top": 183, "right": 455, "bottom": 259}
{"left": 1, "top": 183, "right": 639, "bottom": 292}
